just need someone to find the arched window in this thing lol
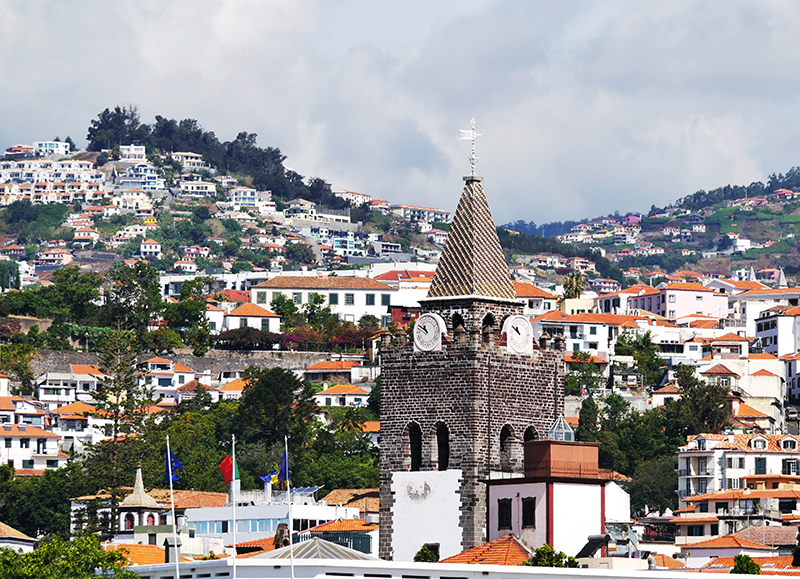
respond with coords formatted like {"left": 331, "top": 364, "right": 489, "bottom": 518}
{"left": 524, "top": 427, "right": 538, "bottom": 442}
{"left": 147, "top": 514, "right": 155, "bottom": 526}
{"left": 124, "top": 513, "right": 135, "bottom": 530}
{"left": 408, "top": 423, "right": 422, "bottom": 472}
{"left": 482, "top": 314, "right": 495, "bottom": 343}
{"left": 500, "top": 424, "right": 514, "bottom": 451}
{"left": 436, "top": 423, "right": 450, "bottom": 471}
{"left": 499, "top": 424, "right": 517, "bottom": 473}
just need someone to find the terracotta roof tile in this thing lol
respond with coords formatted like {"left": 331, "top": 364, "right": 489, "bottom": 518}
{"left": 685, "top": 535, "right": 775, "bottom": 550}
{"left": 310, "top": 518, "right": 378, "bottom": 533}
{"left": 220, "top": 378, "right": 250, "bottom": 392}
{"left": 735, "top": 403, "right": 769, "bottom": 418}
{"left": 427, "top": 178, "right": 516, "bottom": 300}
{"left": 440, "top": 533, "right": 531, "bottom": 565}
{"left": 0, "top": 521, "right": 33, "bottom": 540}
{"left": 228, "top": 303, "right": 279, "bottom": 318}
{"left": 752, "top": 369, "right": 778, "bottom": 377}
{"left": 103, "top": 543, "right": 190, "bottom": 565}
{"left": 307, "top": 360, "right": 361, "bottom": 370}
{"left": 70, "top": 364, "right": 104, "bottom": 375}
{"left": 0, "top": 397, "right": 13, "bottom": 412}
{"left": 712, "top": 332, "right": 749, "bottom": 342}
{"left": 512, "top": 281, "right": 557, "bottom": 299}
{"left": 254, "top": 276, "right": 393, "bottom": 290}
{"left": 319, "top": 384, "right": 369, "bottom": 396}
{"left": 172, "top": 362, "right": 195, "bottom": 373}
{"left": 701, "top": 363, "right": 739, "bottom": 377}
{"left": 361, "top": 421, "right": 380, "bottom": 433}
{"left": 322, "top": 489, "right": 379, "bottom": 513}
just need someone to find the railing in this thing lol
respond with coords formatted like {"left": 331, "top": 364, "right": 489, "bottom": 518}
{"left": 524, "top": 460, "right": 615, "bottom": 479}
{"left": 295, "top": 531, "right": 372, "bottom": 554}
{"left": 678, "top": 468, "right": 714, "bottom": 477}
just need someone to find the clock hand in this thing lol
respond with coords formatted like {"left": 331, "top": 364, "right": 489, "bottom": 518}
{"left": 513, "top": 326, "right": 521, "bottom": 335}
{"left": 421, "top": 325, "right": 429, "bottom": 334}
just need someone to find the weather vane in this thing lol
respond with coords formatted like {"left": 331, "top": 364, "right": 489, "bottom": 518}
{"left": 459, "top": 118, "right": 484, "bottom": 175}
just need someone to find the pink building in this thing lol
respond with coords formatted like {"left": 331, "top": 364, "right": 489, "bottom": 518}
{"left": 639, "top": 282, "right": 728, "bottom": 320}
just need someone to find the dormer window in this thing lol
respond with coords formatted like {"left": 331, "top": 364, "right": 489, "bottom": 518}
{"left": 783, "top": 439, "right": 797, "bottom": 450}
{"left": 697, "top": 438, "right": 706, "bottom": 450}
{"left": 752, "top": 438, "right": 766, "bottom": 450}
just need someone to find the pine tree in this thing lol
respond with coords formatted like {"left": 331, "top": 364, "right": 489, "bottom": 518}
{"left": 576, "top": 395, "right": 598, "bottom": 442}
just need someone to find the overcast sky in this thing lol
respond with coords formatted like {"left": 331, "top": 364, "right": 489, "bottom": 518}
{"left": 2, "top": 0, "right": 799, "bottom": 225}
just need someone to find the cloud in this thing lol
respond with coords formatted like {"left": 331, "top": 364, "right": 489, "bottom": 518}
{"left": 2, "top": 0, "right": 800, "bottom": 224}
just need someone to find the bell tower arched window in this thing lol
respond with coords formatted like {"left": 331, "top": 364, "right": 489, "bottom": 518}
{"left": 436, "top": 423, "right": 450, "bottom": 471}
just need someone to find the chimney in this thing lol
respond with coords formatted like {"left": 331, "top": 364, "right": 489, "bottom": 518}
{"left": 164, "top": 535, "right": 182, "bottom": 563}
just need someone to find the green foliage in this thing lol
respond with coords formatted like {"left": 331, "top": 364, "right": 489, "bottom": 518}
{"left": 566, "top": 351, "right": 603, "bottom": 393}
{"left": 235, "top": 367, "right": 318, "bottom": 452}
{"left": 190, "top": 318, "right": 212, "bottom": 357}
{"left": 86, "top": 104, "right": 148, "bottom": 151}
{"left": 144, "top": 328, "right": 183, "bottom": 355}
{"left": 358, "top": 314, "right": 381, "bottom": 331}
{"left": 0, "top": 344, "right": 36, "bottom": 394}
{"left": 561, "top": 272, "right": 585, "bottom": 300}
{"left": 413, "top": 545, "right": 438, "bottom": 562}
{"left": 615, "top": 332, "right": 664, "bottom": 386}
{"left": 521, "top": 543, "right": 578, "bottom": 568}
{"left": 367, "top": 377, "right": 380, "bottom": 416}
{"left": 0, "top": 200, "right": 69, "bottom": 242}
{"left": 730, "top": 554, "right": 760, "bottom": 574}
{"left": 623, "top": 456, "right": 678, "bottom": 514}
{"left": 576, "top": 395, "right": 598, "bottom": 442}
{"left": 285, "top": 243, "right": 317, "bottom": 265}
{"left": 0, "top": 535, "right": 137, "bottom": 578}
{"left": 663, "top": 364, "right": 730, "bottom": 439}
{"left": 105, "top": 261, "right": 163, "bottom": 333}
{"left": 303, "top": 293, "right": 335, "bottom": 331}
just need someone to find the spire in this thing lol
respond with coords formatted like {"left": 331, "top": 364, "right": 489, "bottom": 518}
{"left": 778, "top": 268, "right": 788, "bottom": 289}
{"left": 748, "top": 266, "right": 756, "bottom": 282}
{"left": 427, "top": 175, "right": 516, "bottom": 300}
{"left": 122, "top": 466, "right": 159, "bottom": 508}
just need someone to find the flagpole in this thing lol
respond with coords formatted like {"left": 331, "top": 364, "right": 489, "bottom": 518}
{"left": 166, "top": 435, "right": 180, "bottom": 579}
{"left": 232, "top": 434, "right": 237, "bottom": 579}
{"left": 286, "top": 435, "right": 294, "bottom": 579}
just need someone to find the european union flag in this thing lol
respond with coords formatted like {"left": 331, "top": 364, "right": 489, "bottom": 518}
{"left": 278, "top": 451, "right": 288, "bottom": 482}
{"left": 165, "top": 449, "right": 183, "bottom": 482}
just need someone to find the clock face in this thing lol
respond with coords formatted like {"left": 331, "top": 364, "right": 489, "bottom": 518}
{"left": 505, "top": 315, "right": 533, "bottom": 354}
{"left": 414, "top": 314, "right": 442, "bottom": 352}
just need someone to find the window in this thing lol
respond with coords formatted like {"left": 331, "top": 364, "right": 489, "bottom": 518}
{"left": 4, "top": 439, "right": 9, "bottom": 448}
{"left": 46, "top": 459, "right": 58, "bottom": 468}
{"left": 588, "top": 342, "right": 598, "bottom": 350}
{"left": 668, "top": 310, "right": 676, "bottom": 319}
{"left": 20, "top": 439, "right": 29, "bottom": 449}
{"left": 257, "top": 292, "right": 266, "bottom": 304}
{"left": 668, "top": 295, "right": 676, "bottom": 303}
{"left": 784, "top": 439, "right": 797, "bottom": 450}
{"left": 408, "top": 423, "right": 422, "bottom": 472}
{"left": 589, "top": 326, "right": 597, "bottom": 335}
{"left": 715, "top": 502, "right": 728, "bottom": 513}
{"left": 710, "top": 524, "right": 719, "bottom": 536}
{"left": 522, "top": 497, "right": 536, "bottom": 528}
{"left": 366, "top": 293, "right": 375, "bottom": 306}
{"left": 752, "top": 439, "right": 766, "bottom": 450}
{"left": 325, "top": 398, "right": 331, "bottom": 406}
{"left": 292, "top": 292, "right": 302, "bottom": 305}
{"left": 497, "top": 499, "right": 512, "bottom": 530}
{"left": 178, "top": 375, "right": 185, "bottom": 385}
{"left": 239, "top": 318, "right": 247, "bottom": 328}
{"left": 688, "top": 525, "right": 704, "bottom": 537}
{"left": 382, "top": 294, "right": 390, "bottom": 306}
{"left": 345, "top": 293, "right": 354, "bottom": 306}
{"left": 436, "top": 423, "right": 449, "bottom": 471}
{"left": 696, "top": 295, "right": 703, "bottom": 301}
{"left": 261, "top": 319, "right": 270, "bottom": 331}
{"left": 329, "top": 293, "right": 339, "bottom": 305}
{"left": 727, "top": 457, "right": 744, "bottom": 469}
{"left": 210, "top": 321, "right": 216, "bottom": 331}
{"left": 22, "top": 459, "right": 33, "bottom": 469}
{"left": 755, "top": 457, "right": 767, "bottom": 475}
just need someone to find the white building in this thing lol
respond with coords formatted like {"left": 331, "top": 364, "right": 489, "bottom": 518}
{"left": 34, "top": 141, "right": 71, "bottom": 157}
{"left": 119, "top": 145, "right": 146, "bottom": 162}
{"left": 315, "top": 384, "right": 370, "bottom": 408}
{"left": 0, "top": 423, "right": 65, "bottom": 473}
{"left": 224, "top": 303, "right": 281, "bottom": 333}
{"left": 140, "top": 239, "right": 162, "bottom": 260}
{"left": 250, "top": 276, "right": 396, "bottom": 326}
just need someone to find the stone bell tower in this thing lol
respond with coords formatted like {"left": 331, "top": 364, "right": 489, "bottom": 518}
{"left": 379, "top": 161, "right": 565, "bottom": 561}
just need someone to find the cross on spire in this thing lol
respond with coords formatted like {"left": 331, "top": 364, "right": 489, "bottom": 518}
{"left": 459, "top": 118, "right": 484, "bottom": 175}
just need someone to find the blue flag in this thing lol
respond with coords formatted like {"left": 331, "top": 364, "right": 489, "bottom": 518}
{"left": 260, "top": 470, "right": 279, "bottom": 485}
{"left": 278, "top": 451, "right": 288, "bottom": 482}
{"left": 165, "top": 449, "right": 183, "bottom": 482}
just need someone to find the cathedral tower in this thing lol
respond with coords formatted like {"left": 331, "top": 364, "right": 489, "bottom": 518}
{"left": 379, "top": 171, "right": 565, "bottom": 561}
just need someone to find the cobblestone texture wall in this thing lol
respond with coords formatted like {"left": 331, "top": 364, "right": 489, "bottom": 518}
{"left": 379, "top": 298, "right": 565, "bottom": 560}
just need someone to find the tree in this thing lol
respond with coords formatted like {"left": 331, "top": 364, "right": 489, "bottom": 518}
{"left": 615, "top": 331, "right": 663, "bottom": 386}
{"left": 521, "top": 543, "right": 578, "bottom": 568}
{"left": 566, "top": 351, "right": 603, "bottom": 393}
{"left": 86, "top": 105, "right": 147, "bottom": 152}
{"left": 104, "top": 261, "right": 163, "bottom": 334}
{"left": 0, "top": 536, "right": 137, "bottom": 578}
{"left": 285, "top": 242, "right": 316, "bottom": 265}
{"left": 413, "top": 545, "right": 438, "bottom": 562}
{"left": 64, "top": 135, "right": 78, "bottom": 153}
{"left": 624, "top": 456, "right": 678, "bottom": 515}
{"left": 663, "top": 364, "right": 730, "bottom": 439}
{"left": 235, "top": 367, "right": 318, "bottom": 452}
{"left": 190, "top": 318, "right": 212, "bottom": 357}
{"left": 561, "top": 273, "right": 585, "bottom": 300}
{"left": 576, "top": 395, "right": 598, "bottom": 442}
{"left": 730, "top": 554, "right": 760, "bottom": 574}
{"left": 144, "top": 328, "right": 183, "bottom": 355}
{"left": 87, "top": 330, "right": 156, "bottom": 537}
{"left": 358, "top": 314, "right": 381, "bottom": 331}
{"left": 367, "top": 377, "right": 380, "bottom": 417}
{"left": 601, "top": 392, "right": 630, "bottom": 431}
{"left": 271, "top": 293, "right": 301, "bottom": 329}
{"left": 303, "top": 293, "right": 334, "bottom": 331}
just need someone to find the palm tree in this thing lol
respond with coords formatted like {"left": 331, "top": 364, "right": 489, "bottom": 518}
{"left": 561, "top": 273, "right": 586, "bottom": 301}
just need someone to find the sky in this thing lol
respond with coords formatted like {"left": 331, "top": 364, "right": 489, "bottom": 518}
{"left": 2, "top": 0, "right": 800, "bottom": 225}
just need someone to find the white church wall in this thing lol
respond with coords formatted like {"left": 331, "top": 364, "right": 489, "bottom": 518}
{"left": 390, "top": 470, "right": 462, "bottom": 561}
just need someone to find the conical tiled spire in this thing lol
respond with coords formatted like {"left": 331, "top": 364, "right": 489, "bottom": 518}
{"left": 778, "top": 268, "right": 788, "bottom": 289}
{"left": 427, "top": 176, "right": 516, "bottom": 300}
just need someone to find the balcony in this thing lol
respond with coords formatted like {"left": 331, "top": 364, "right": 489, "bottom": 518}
{"left": 678, "top": 467, "right": 714, "bottom": 477}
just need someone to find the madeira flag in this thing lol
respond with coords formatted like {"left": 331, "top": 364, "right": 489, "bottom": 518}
{"left": 219, "top": 454, "right": 239, "bottom": 483}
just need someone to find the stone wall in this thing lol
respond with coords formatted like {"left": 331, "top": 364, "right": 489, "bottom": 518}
{"left": 379, "top": 317, "right": 565, "bottom": 560}
{"left": 31, "top": 349, "right": 334, "bottom": 378}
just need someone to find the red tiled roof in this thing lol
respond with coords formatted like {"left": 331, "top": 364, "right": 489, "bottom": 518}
{"left": 253, "top": 276, "right": 393, "bottom": 290}
{"left": 172, "top": 362, "right": 195, "bottom": 373}
{"left": 0, "top": 424, "right": 58, "bottom": 438}
{"left": 70, "top": 364, "right": 104, "bottom": 375}
{"left": 512, "top": 281, "right": 557, "bottom": 299}
{"left": 145, "top": 357, "right": 172, "bottom": 364}
{"left": 712, "top": 332, "right": 749, "bottom": 342}
{"left": 310, "top": 518, "right": 378, "bottom": 533}
{"left": 701, "top": 363, "right": 739, "bottom": 377}
{"left": 685, "top": 535, "right": 775, "bottom": 550}
{"left": 321, "top": 489, "right": 379, "bottom": 513}
{"left": 0, "top": 397, "right": 13, "bottom": 412}
{"left": 440, "top": 533, "right": 531, "bottom": 565}
{"left": 103, "top": 543, "right": 190, "bottom": 565}
{"left": 752, "top": 369, "right": 777, "bottom": 377}
{"left": 735, "top": 403, "right": 769, "bottom": 418}
{"left": 307, "top": 360, "right": 361, "bottom": 370}
{"left": 220, "top": 378, "right": 250, "bottom": 392}
{"left": 361, "top": 421, "right": 379, "bottom": 433}
{"left": 653, "top": 553, "right": 685, "bottom": 569}
{"left": 319, "top": 384, "right": 369, "bottom": 396}
{"left": 564, "top": 353, "right": 608, "bottom": 364}
{"left": 653, "top": 384, "right": 682, "bottom": 394}
{"left": 228, "top": 303, "right": 279, "bottom": 318}
{"left": 176, "top": 380, "right": 215, "bottom": 393}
